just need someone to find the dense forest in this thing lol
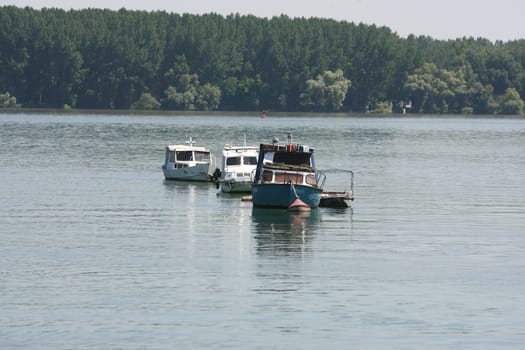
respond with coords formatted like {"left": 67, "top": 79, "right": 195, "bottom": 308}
{"left": 1, "top": 6, "right": 524, "bottom": 114}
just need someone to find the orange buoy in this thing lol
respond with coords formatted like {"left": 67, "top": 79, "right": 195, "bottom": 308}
{"left": 288, "top": 197, "right": 311, "bottom": 212}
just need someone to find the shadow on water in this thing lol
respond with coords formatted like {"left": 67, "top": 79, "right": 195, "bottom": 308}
{"left": 251, "top": 207, "right": 321, "bottom": 256}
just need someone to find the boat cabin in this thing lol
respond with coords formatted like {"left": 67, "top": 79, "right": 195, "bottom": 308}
{"left": 223, "top": 151, "right": 258, "bottom": 168}
{"left": 166, "top": 147, "right": 211, "bottom": 166}
{"left": 254, "top": 142, "right": 325, "bottom": 188}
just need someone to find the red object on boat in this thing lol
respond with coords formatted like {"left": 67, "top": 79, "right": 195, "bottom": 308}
{"left": 288, "top": 197, "right": 311, "bottom": 211}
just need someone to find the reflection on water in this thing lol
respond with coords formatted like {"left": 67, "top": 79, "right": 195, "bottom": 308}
{"left": 251, "top": 208, "right": 321, "bottom": 256}
{"left": 162, "top": 179, "right": 216, "bottom": 204}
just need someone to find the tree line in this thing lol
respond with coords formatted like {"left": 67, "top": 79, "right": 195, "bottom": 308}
{"left": 0, "top": 6, "right": 524, "bottom": 114}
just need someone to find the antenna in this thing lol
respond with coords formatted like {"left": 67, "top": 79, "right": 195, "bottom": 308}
{"left": 186, "top": 136, "right": 195, "bottom": 146}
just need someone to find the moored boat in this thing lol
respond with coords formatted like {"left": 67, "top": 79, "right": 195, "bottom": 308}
{"left": 162, "top": 137, "right": 217, "bottom": 181}
{"left": 319, "top": 170, "right": 354, "bottom": 207}
{"left": 251, "top": 134, "right": 326, "bottom": 208}
{"left": 219, "top": 142, "right": 259, "bottom": 193}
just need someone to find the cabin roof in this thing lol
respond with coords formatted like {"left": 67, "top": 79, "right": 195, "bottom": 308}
{"left": 223, "top": 146, "right": 259, "bottom": 157}
{"left": 166, "top": 144, "right": 210, "bottom": 152}
{"left": 223, "top": 145, "right": 259, "bottom": 152}
{"left": 259, "top": 143, "right": 315, "bottom": 153}
{"left": 262, "top": 162, "right": 314, "bottom": 172}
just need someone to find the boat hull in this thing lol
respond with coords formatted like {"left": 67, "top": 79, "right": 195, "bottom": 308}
{"left": 251, "top": 183, "right": 322, "bottom": 208}
{"left": 162, "top": 163, "right": 212, "bottom": 181}
{"left": 221, "top": 179, "right": 252, "bottom": 193}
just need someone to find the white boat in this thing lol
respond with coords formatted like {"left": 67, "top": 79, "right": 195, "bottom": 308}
{"left": 219, "top": 142, "right": 259, "bottom": 193}
{"left": 162, "top": 137, "right": 217, "bottom": 181}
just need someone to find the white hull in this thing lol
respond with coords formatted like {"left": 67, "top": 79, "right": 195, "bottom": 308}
{"left": 163, "top": 162, "right": 212, "bottom": 181}
{"left": 220, "top": 177, "right": 252, "bottom": 193}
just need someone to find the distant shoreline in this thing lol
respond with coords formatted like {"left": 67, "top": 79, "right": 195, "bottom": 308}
{"left": 1, "top": 108, "right": 523, "bottom": 119}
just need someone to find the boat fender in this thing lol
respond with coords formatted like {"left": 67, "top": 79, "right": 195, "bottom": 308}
{"left": 288, "top": 197, "right": 311, "bottom": 212}
{"left": 212, "top": 168, "right": 221, "bottom": 189}
{"left": 212, "top": 168, "right": 221, "bottom": 181}
{"left": 286, "top": 143, "right": 299, "bottom": 152}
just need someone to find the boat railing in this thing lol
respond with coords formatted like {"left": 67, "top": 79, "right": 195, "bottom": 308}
{"left": 209, "top": 154, "right": 217, "bottom": 174}
{"left": 349, "top": 170, "right": 354, "bottom": 197}
{"left": 316, "top": 170, "right": 327, "bottom": 188}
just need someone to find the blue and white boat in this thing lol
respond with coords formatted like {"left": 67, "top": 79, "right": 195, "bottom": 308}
{"left": 251, "top": 134, "right": 326, "bottom": 208}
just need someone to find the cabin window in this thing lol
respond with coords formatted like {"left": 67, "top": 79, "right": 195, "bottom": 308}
{"left": 194, "top": 151, "right": 210, "bottom": 161}
{"left": 274, "top": 172, "right": 286, "bottom": 183}
{"left": 262, "top": 170, "right": 273, "bottom": 182}
{"left": 306, "top": 174, "right": 316, "bottom": 185}
{"left": 226, "top": 156, "right": 241, "bottom": 166}
{"left": 274, "top": 172, "right": 304, "bottom": 184}
{"left": 176, "top": 151, "right": 193, "bottom": 161}
{"left": 244, "top": 156, "right": 258, "bottom": 165}
{"left": 274, "top": 152, "right": 311, "bottom": 166}
{"left": 263, "top": 152, "right": 275, "bottom": 164}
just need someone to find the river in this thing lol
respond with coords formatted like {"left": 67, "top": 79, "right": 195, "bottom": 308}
{"left": 1, "top": 112, "right": 524, "bottom": 349}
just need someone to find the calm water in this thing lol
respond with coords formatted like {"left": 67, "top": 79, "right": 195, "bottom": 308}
{"left": 1, "top": 112, "right": 524, "bottom": 349}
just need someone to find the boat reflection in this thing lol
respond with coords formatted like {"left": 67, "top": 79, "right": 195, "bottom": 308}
{"left": 251, "top": 207, "right": 320, "bottom": 256}
{"left": 162, "top": 179, "right": 214, "bottom": 196}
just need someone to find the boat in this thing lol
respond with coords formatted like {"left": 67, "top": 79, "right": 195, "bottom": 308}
{"left": 319, "top": 170, "right": 355, "bottom": 208}
{"left": 219, "top": 141, "right": 259, "bottom": 193}
{"left": 251, "top": 134, "right": 326, "bottom": 208}
{"left": 319, "top": 191, "right": 354, "bottom": 208}
{"left": 161, "top": 137, "right": 217, "bottom": 181}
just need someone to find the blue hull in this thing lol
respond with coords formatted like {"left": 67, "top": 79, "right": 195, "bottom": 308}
{"left": 251, "top": 183, "right": 322, "bottom": 208}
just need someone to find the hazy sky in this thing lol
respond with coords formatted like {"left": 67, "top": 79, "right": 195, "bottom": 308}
{"left": 2, "top": 0, "right": 523, "bottom": 41}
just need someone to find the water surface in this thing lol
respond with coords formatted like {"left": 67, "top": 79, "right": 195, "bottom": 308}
{"left": 1, "top": 113, "right": 524, "bottom": 349}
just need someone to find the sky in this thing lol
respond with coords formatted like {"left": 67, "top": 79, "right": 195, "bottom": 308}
{"left": 2, "top": 0, "right": 524, "bottom": 42}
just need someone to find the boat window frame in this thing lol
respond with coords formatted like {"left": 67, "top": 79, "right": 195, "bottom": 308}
{"left": 262, "top": 170, "right": 273, "bottom": 183}
{"left": 176, "top": 150, "right": 193, "bottom": 161}
{"left": 243, "top": 156, "right": 258, "bottom": 165}
{"left": 168, "top": 150, "right": 176, "bottom": 162}
{"left": 226, "top": 156, "right": 242, "bottom": 166}
{"left": 194, "top": 151, "right": 210, "bottom": 162}
{"left": 274, "top": 172, "right": 304, "bottom": 184}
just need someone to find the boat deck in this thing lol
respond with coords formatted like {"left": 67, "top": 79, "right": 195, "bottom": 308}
{"left": 319, "top": 191, "right": 354, "bottom": 208}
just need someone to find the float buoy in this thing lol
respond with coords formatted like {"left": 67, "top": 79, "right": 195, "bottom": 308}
{"left": 288, "top": 197, "right": 311, "bottom": 212}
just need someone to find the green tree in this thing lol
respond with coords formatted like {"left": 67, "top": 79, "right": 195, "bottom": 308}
{"left": 300, "top": 69, "right": 350, "bottom": 111}
{"left": 0, "top": 91, "right": 20, "bottom": 107}
{"left": 405, "top": 63, "right": 474, "bottom": 113}
{"left": 131, "top": 92, "right": 160, "bottom": 110}
{"left": 1, "top": 6, "right": 524, "bottom": 113}
{"left": 498, "top": 88, "right": 524, "bottom": 114}
{"left": 195, "top": 83, "right": 221, "bottom": 110}
{"left": 162, "top": 73, "right": 199, "bottom": 110}
{"left": 161, "top": 73, "right": 221, "bottom": 110}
